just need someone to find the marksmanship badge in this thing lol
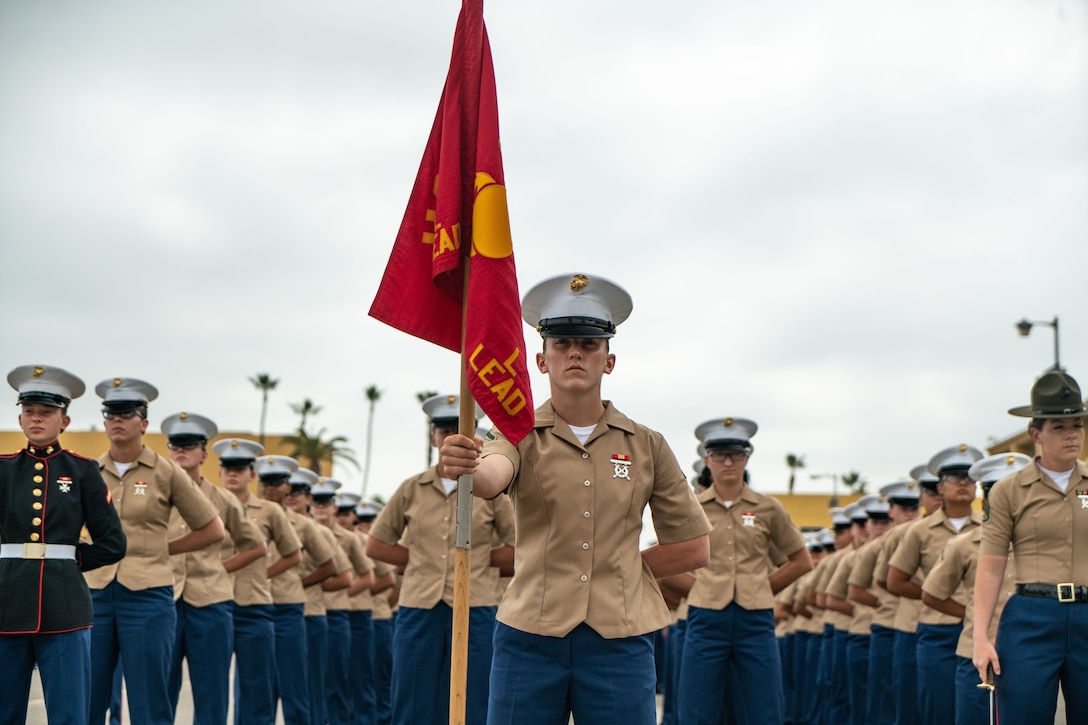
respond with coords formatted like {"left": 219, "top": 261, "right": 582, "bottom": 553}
{"left": 57, "top": 476, "right": 73, "bottom": 493}
{"left": 611, "top": 454, "right": 632, "bottom": 480}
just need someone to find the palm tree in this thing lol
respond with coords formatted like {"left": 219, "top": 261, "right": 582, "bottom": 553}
{"left": 416, "top": 390, "right": 439, "bottom": 467}
{"left": 362, "top": 385, "right": 382, "bottom": 497}
{"left": 282, "top": 427, "right": 359, "bottom": 474}
{"left": 289, "top": 398, "right": 323, "bottom": 434}
{"left": 785, "top": 453, "right": 806, "bottom": 495}
{"left": 248, "top": 373, "right": 279, "bottom": 445}
{"left": 841, "top": 470, "right": 868, "bottom": 494}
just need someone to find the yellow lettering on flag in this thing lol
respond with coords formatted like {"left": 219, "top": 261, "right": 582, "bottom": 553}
{"left": 468, "top": 343, "right": 528, "bottom": 416}
{"left": 433, "top": 223, "right": 461, "bottom": 259}
{"left": 422, "top": 176, "right": 439, "bottom": 246}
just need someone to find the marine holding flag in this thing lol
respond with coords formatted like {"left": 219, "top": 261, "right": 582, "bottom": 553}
{"left": 368, "top": 3, "right": 535, "bottom": 722}
{"left": 441, "top": 273, "right": 713, "bottom": 725}
{"left": 369, "top": 0, "right": 533, "bottom": 444}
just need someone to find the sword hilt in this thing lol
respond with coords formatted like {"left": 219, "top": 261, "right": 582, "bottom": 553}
{"left": 977, "top": 663, "right": 996, "bottom": 691}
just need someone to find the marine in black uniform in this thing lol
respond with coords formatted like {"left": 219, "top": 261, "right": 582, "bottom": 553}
{"left": 0, "top": 364, "right": 126, "bottom": 724}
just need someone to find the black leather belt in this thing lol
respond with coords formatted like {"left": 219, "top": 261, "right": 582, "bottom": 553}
{"left": 1016, "top": 583, "right": 1088, "bottom": 603}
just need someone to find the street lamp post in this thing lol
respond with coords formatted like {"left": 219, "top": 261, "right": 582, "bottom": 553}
{"left": 1016, "top": 316, "right": 1061, "bottom": 371}
{"left": 811, "top": 472, "right": 840, "bottom": 507}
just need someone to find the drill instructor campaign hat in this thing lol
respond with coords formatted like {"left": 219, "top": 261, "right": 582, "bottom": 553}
{"left": 1008, "top": 370, "right": 1087, "bottom": 419}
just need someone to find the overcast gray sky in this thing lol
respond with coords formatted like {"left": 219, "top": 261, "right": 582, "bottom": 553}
{"left": 2, "top": 0, "right": 1086, "bottom": 503}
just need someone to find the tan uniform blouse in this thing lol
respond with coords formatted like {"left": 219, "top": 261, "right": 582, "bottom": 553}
{"left": 87, "top": 446, "right": 219, "bottom": 591}
{"left": 792, "top": 569, "right": 825, "bottom": 634}
{"left": 372, "top": 585, "right": 394, "bottom": 621}
{"left": 687, "top": 485, "right": 805, "bottom": 611}
{"left": 814, "top": 548, "right": 852, "bottom": 631}
{"left": 482, "top": 401, "right": 711, "bottom": 638}
{"left": 827, "top": 547, "right": 872, "bottom": 635}
{"left": 343, "top": 530, "right": 374, "bottom": 612}
{"left": 889, "top": 509, "right": 982, "bottom": 626}
{"left": 226, "top": 494, "right": 301, "bottom": 607}
{"left": 923, "top": 528, "right": 1017, "bottom": 659}
{"left": 847, "top": 536, "right": 897, "bottom": 629}
{"left": 370, "top": 467, "right": 515, "bottom": 609}
{"left": 878, "top": 523, "right": 923, "bottom": 634}
{"left": 271, "top": 508, "right": 335, "bottom": 607}
{"left": 319, "top": 525, "right": 356, "bottom": 613}
{"left": 980, "top": 459, "right": 1088, "bottom": 584}
{"left": 775, "top": 579, "right": 797, "bottom": 637}
{"left": 169, "top": 478, "right": 264, "bottom": 606}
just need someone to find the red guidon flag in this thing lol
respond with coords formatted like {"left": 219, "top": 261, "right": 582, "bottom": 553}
{"left": 369, "top": 0, "right": 534, "bottom": 444}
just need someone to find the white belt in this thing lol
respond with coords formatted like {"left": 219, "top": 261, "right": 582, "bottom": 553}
{"left": 0, "top": 543, "right": 77, "bottom": 560}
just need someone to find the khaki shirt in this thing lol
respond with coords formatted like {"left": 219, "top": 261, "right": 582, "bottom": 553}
{"left": 345, "top": 530, "right": 376, "bottom": 612}
{"left": 319, "top": 525, "right": 354, "bottom": 613}
{"left": 271, "top": 508, "right": 336, "bottom": 606}
{"left": 483, "top": 400, "right": 711, "bottom": 638}
{"left": 226, "top": 494, "right": 301, "bottom": 607}
{"left": 365, "top": 549, "right": 395, "bottom": 618}
{"left": 370, "top": 467, "right": 515, "bottom": 609}
{"left": 848, "top": 536, "right": 896, "bottom": 629}
{"left": 980, "top": 459, "right": 1088, "bottom": 584}
{"left": 792, "top": 568, "right": 824, "bottom": 634}
{"left": 775, "top": 579, "right": 797, "bottom": 637}
{"left": 923, "top": 528, "right": 1018, "bottom": 659}
{"left": 87, "top": 446, "right": 219, "bottom": 591}
{"left": 889, "top": 509, "right": 982, "bottom": 626}
{"left": 814, "top": 547, "right": 852, "bottom": 631}
{"left": 828, "top": 547, "right": 872, "bottom": 635}
{"left": 878, "top": 523, "right": 922, "bottom": 633}
{"left": 334, "top": 526, "right": 375, "bottom": 612}
{"left": 687, "top": 485, "right": 805, "bottom": 611}
{"left": 372, "top": 595, "right": 393, "bottom": 620}
{"left": 372, "top": 584, "right": 394, "bottom": 621}
{"left": 169, "top": 478, "right": 265, "bottom": 607}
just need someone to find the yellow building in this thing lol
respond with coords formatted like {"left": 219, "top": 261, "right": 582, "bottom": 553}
{"left": 770, "top": 493, "right": 864, "bottom": 530}
{"left": 986, "top": 419, "right": 1088, "bottom": 460}
{"left": 0, "top": 429, "right": 330, "bottom": 494}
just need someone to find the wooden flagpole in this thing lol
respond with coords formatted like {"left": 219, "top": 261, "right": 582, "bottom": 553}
{"left": 450, "top": 259, "right": 474, "bottom": 725}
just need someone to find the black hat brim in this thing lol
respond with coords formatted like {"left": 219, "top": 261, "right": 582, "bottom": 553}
{"left": 18, "top": 393, "right": 69, "bottom": 408}
{"left": 537, "top": 316, "right": 616, "bottom": 339}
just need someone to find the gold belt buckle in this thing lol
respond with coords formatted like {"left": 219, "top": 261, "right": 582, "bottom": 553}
{"left": 1057, "top": 583, "right": 1075, "bottom": 603}
{"left": 23, "top": 543, "right": 46, "bottom": 559}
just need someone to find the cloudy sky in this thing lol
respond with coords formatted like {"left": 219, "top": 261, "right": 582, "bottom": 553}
{"left": 2, "top": 0, "right": 1086, "bottom": 504}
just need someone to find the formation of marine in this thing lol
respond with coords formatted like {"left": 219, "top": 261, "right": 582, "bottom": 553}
{"left": 3, "top": 280, "right": 1085, "bottom": 725}
{"left": 657, "top": 369, "right": 1087, "bottom": 725}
